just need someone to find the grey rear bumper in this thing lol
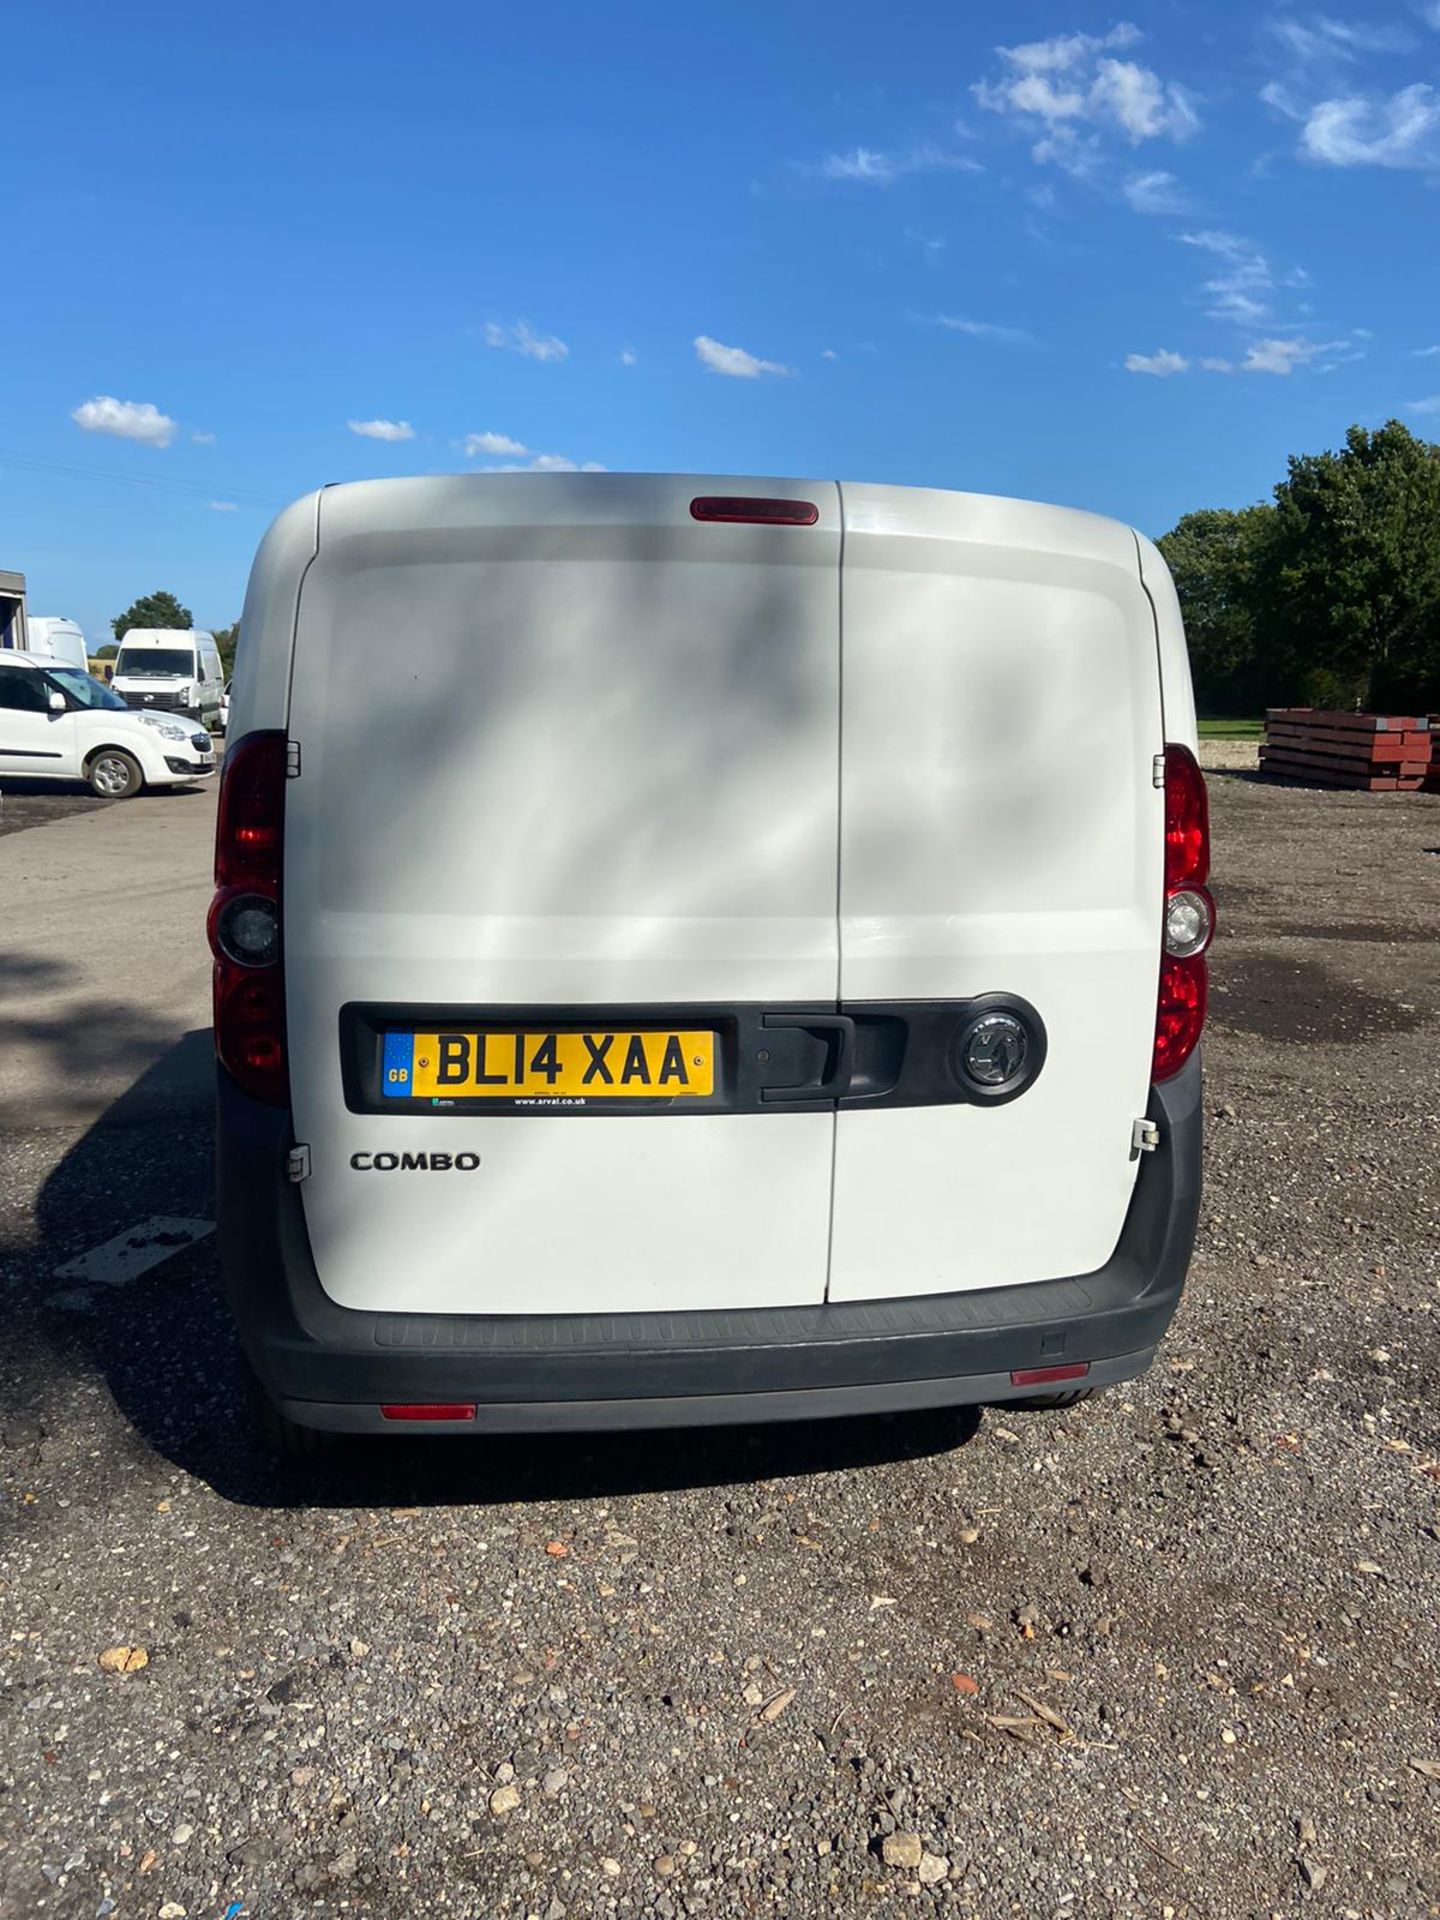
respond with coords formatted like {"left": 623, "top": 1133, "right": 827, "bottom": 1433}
{"left": 218, "top": 1056, "right": 1201, "bottom": 1432}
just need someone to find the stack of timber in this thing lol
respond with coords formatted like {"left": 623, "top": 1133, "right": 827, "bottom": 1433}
{"left": 1260, "top": 710, "right": 1432, "bottom": 791}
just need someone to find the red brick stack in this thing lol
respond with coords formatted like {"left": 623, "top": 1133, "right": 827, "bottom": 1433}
{"left": 1261, "top": 710, "right": 1433, "bottom": 791}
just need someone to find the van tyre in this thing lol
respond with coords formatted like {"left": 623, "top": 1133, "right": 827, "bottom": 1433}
{"left": 87, "top": 748, "right": 142, "bottom": 799}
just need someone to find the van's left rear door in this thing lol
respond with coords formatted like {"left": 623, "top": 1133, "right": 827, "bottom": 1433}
{"left": 282, "top": 475, "right": 841, "bottom": 1318}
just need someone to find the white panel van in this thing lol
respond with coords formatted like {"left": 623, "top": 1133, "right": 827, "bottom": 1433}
{"left": 215, "top": 476, "right": 1210, "bottom": 1452}
{"left": 112, "top": 628, "right": 224, "bottom": 730}
{"left": 26, "top": 617, "right": 90, "bottom": 674}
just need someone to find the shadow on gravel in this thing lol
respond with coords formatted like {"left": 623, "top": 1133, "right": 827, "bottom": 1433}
{"left": 8, "top": 1036, "right": 983, "bottom": 1514}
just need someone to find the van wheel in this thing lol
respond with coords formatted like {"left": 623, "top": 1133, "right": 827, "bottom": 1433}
{"left": 87, "top": 749, "right": 143, "bottom": 799}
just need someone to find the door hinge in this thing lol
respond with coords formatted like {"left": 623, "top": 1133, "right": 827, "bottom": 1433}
{"left": 1131, "top": 1117, "right": 1160, "bottom": 1156}
{"left": 286, "top": 739, "right": 302, "bottom": 778}
{"left": 1152, "top": 752, "right": 1166, "bottom": 788}
{"left": 287, "top": 1143, "right": 312, "bottom": 1183}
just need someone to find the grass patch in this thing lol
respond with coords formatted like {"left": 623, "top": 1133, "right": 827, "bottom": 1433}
{"left": 1197, "top": 718, "right": 1264, "bottom": 740}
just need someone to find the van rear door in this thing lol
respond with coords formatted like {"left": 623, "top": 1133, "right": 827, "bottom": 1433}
{"left": 828, "top": 485, "right": 1165, "bottom": 1302}
{"left": 282, "top": 476, "right": 841, "bottom": 1317}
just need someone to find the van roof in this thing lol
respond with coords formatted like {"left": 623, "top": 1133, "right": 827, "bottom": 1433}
{"left": 304, "top": 474, "right": 1140, "bottom": 572}
{"left": 117, "top": 629, "right": 213, "bottom": 644}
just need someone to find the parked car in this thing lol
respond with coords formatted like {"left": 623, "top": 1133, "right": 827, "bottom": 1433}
{"left": 0, "top": 652, "right": 216, "bottom": 797}
{"left": 112, "top": 628, "right": 225, "bottom": 731}
{"left": 216, "top": 474, "right": 1209, "bottom": 1458}
{"left": 218, "top": 679, "right": 231, "bottom": 735}
{"left": 26, "top": 616, "right": 90, "bottom": 674}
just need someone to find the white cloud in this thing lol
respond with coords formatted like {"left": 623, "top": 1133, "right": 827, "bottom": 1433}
{"left": 975, "top": 25, "right": 1199, "bottom": 175}
{"left": 1268, "top": 16, "right": 1414, "bottom": 67}
{"left": 992, "top": 22, "right": 1141, "bottom": 76}
{"left": 463, "top": 430, "right": 527, "bottom": 456}
{"left": 484, "top": 319, "right": 569, "bottom": 362}
{"left": 480, "top": 453, "right": 607, "bottom": 472}
{"left": 1090, "top": 59, "right": 1201, "bottom": 140}
{"left": 1176, "top": 230, "right": 1277, "bottom": 326}
{"left": 531, "top": 454, "right": 605, "bottom": 472}
{"left": 1122, "top": 168, "right": 1187, "bottom": 211}
{"left": 71, "top": 395, "right": 177, "bottom": 448}
{"left": 821, "top": 348, "right": 839, "bottom": 360}
{"left": 931, "top": 314, "right": 1035, "bottom": 345}
{"left": 694, "top": 334, "right": 791, "bottom": 378}
{"left": 1413, "top": 343, "right": 1440, "bottom": 356}
{"left": 619, "top": 348, "right": 638, "bottom": 366}
{"left": 1298, "top": 84, "right": 1440, "bottom": 167}
{"left": 1407, "top": 394, "right": 1440, "bottom": 414}
{"left": 209, "top": 500, "right": 238, "bottom": 512}
{"left": 1240, "top": 337, "right": 1318, "bottom": 374}
{"left": 1200, "top": 356, "right": 1234, "bottom": 372}
{"left": 191, "top": 431, "right": 216, "bottom": 446}
{"left": 816, "top": 143, "right": 983, "bottom": 184}
{"left": 904, "top": 226, "right": 948, "bottom": 265}
{"left": 1125, "top": 347, "right": 1189, "bottom": 376}
{"left": 347, "top": 418, "right": 415, "bottom": 441}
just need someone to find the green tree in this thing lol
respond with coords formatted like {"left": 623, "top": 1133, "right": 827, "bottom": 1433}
{"left": 112, "top": 589, "right": 193, "bottom": 641}
{"left": 1267, "top": 421, "right": 1440, "bottom": 711}
{"left": 94, "top": 643, "right": 118, "bottom": 660}
{"left": 211, "top": 621, "right": 239, "bottom": 676}
{"left": 1157, "top": 504, "right": 1278, "bottom": 714}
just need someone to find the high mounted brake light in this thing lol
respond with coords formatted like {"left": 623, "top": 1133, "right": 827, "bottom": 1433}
{"left": 1153, "top": 744, "right": 1213, "bottom": 1083}
{"left": 689, "top": 496, "right": 820, "bottom": 526}
{"left": 210, "top": 730, "right": 289, "bottom": 1105}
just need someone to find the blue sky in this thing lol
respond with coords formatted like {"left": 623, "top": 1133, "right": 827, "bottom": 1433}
{"left": 4, "top": 0, "right": 1440, "bottom": 639}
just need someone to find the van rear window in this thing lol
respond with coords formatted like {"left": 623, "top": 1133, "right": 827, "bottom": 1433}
{"left": 115, "top": 647, "right": 193, "bottom": 677}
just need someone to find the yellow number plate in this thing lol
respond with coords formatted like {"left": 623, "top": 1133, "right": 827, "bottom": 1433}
{"left": 386, "top": 1030, "right": 716, "bottom": 1100}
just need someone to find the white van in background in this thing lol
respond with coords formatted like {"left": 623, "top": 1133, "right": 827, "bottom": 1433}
{"left": 27, "top": 617, "right": 90, "bottom": 674}
{"left": 216, "top": 474, "right": 1209, "bottom": 1457}
{"left": 112, "top": 628, "right": 224, "bottom": 731}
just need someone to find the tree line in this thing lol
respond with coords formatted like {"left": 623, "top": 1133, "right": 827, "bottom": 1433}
{"left": 1157, "top": 420, "right": 1440, "bottom": 716}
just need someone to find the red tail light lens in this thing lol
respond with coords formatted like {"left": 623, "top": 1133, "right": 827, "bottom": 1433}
{"left": 1153, "top": 744, "right": 1212, "bottom": 1083}
{"left": 690, "top": 496, "right": 820, "bottom": 526}
{"left": 211, "top": 731, "right": 288, "bottom": 1104}
{"left": 1163, "top": 744, "right": 1209, "bottom": 889}
{"left": 1153, "top": 953, "right": 1208, "bottom": 1082}
{"left": 214, "top": 963, "right": 288, "bottom": 1104}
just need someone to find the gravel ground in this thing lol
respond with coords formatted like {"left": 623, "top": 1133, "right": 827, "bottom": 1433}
{"left": 0, "top": 784, "right": 115, "bottom": 839}
{"left": 1196, "top": 741, "right": 1260, "bottom": 774}
{"left": 0, "top": 773, "right": 1437, "bottom": 1920}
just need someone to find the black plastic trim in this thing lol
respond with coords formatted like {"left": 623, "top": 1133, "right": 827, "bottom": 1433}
{"left": 217, "top": 1053, "right": 1202, "bottom": 1429}
{"left": 339, "top": 995, "right": 1048, "bottom": 1117}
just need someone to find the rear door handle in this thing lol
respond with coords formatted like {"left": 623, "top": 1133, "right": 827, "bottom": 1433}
{"left": 759, "top": 1013, "right": 856, "bottom": 1103}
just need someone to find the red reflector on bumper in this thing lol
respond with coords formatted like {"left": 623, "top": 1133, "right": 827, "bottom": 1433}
{"left": 380, "top": 1403, "right": 477, "bottom": 1422}
{"left": 1009, "top": 1363, "right": 1090, "bottom": 1388}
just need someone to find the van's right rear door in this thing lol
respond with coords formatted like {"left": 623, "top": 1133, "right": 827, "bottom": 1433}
{"left": 829, "top": 484, "right": 1166, "bottom": 1302}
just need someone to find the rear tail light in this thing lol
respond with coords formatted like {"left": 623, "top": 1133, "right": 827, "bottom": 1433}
{"left": 1153, "top": 745, "right": 1212, "bottom": 1083}
{"left": 210, "top": 730, "right": 288, "bottom": 1104}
